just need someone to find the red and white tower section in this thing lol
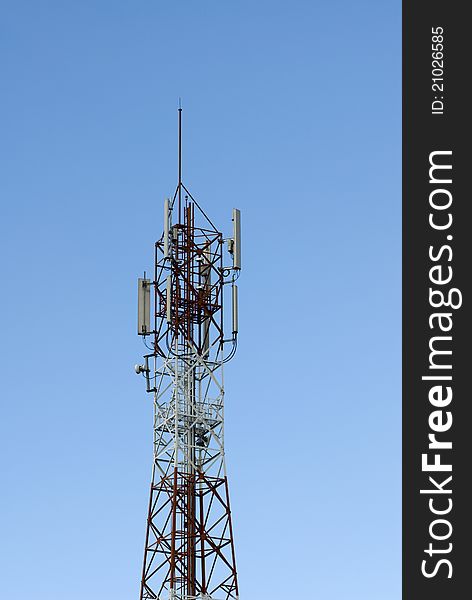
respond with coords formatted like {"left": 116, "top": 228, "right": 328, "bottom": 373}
{"left": 135, "top": 111, "right": 241, "bottom": 600}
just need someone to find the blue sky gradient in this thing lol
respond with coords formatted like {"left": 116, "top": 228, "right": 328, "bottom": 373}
{"left": 0, "top": 1, "right": 400, "bottom": 598}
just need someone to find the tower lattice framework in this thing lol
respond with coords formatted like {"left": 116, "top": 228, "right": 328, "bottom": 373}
{"left": 136, "top": 111, "right": 241, "bottom": 600}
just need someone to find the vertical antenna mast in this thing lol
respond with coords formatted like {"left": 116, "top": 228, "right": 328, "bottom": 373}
{"left": 178, "top": 101, "right": 182, "bottom": 222}
{"left": 136, "top": 110, "right": 242, "bottom": 600}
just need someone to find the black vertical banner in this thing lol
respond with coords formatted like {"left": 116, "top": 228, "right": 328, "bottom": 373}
{"left": 403, "top": 3, "right": 471, "bottom": 599}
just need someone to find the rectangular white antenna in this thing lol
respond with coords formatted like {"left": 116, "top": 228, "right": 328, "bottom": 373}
{"left": 232, "top": 208, "right": 241, "bottom": 270}
{"left": 163, "top": 198, "right": 170, "bottom": 258}
{"left": 138, "top": 278, "right": 150, "bottom": 335}
{"left": 203, "top": 319, "right": 210, "bottom": 356}
{"left": 232, "top": 284, "right": 238, "bottom": 334}
{"left": 166, "top": 276, "right": 172, "bottom": 323}
{"left": 201, "top": 248, "right": 211, "bottom": 355}
{"left": 144, "top": 356, "right": 152, "bottom": 392}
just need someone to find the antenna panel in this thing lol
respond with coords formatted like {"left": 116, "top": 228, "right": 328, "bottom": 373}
{"left": 138, "top": 278, "right": 150, "bottom": 335}
{"left": 232, "top": 208, "right": 241, "bottom": 270}
{"left": 163, "top": 198, "right": 170, "bottom": 258}
{"left": 232, "top": 284, "right": 239, "bottom": 334}
{"left": 166, "top": 276, "right": 172, "bottom": 323}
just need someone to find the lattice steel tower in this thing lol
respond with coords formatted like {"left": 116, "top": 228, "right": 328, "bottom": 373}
{"left": 135, "top": 110, "right": 241, "bottom": 600}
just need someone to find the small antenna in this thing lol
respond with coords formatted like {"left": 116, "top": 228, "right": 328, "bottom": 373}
{"left": 232, "top": 208, "right": 241, "bottom": 269}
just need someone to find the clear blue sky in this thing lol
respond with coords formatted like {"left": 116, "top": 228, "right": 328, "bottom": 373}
{"left": 0, "top": 1, "right": 400, "bottom": 599}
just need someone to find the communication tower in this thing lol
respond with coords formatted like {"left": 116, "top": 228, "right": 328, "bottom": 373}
{"left": 135, "top": 109, "right": 241, "bottom": 600}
